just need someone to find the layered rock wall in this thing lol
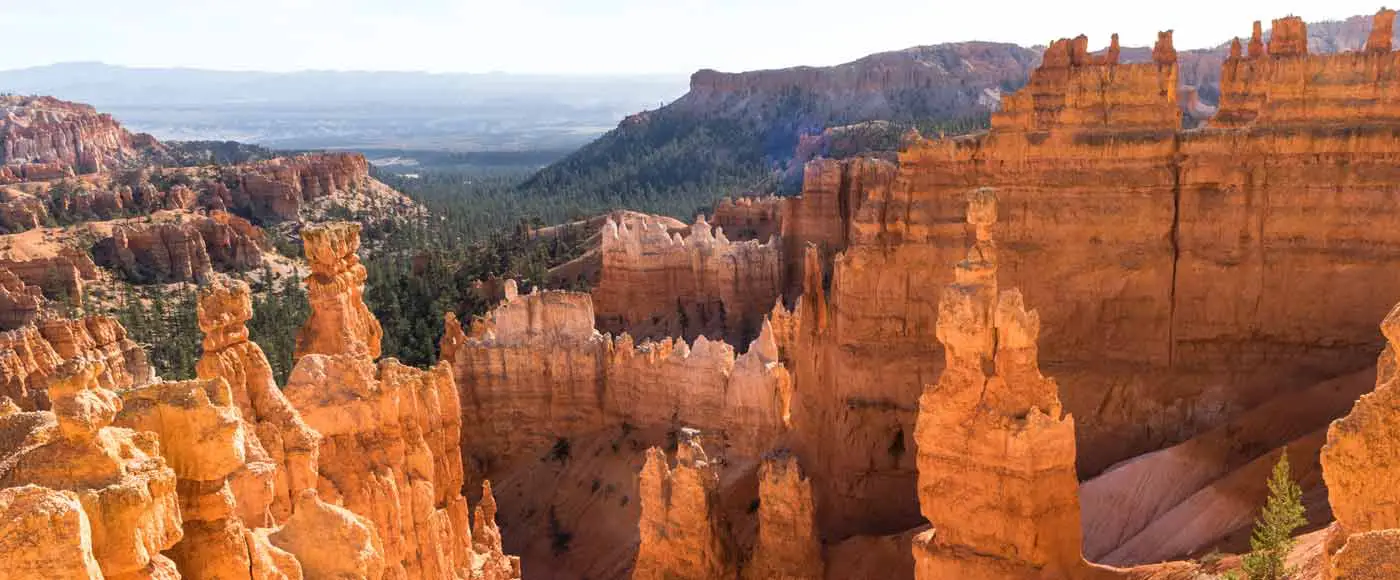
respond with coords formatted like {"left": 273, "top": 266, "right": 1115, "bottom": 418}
{"left": 92, "top": 212, "right": 265, "bottom": 284}
{"left": 0, "top": 248, "right": 99, "bottom": 306}
{"left": 227, "top": 153, "right": 371, "bottom": 221}
{"left": 0, "top": 315, "right": 152, "bottom": 409}
{"left": 0, "top": 267, "right": 46, "bottom": 330}
{"left": 593, "top": 215, "right": 780, "bottom": 345}
{"left": 0, "top": 95, "right": 149, "bottom": 176}
{"left": 455, "top": 285, "right": 790, "bottom": 472}
{"left": 761, "top": 13, "right": 1400, "bottom": 540}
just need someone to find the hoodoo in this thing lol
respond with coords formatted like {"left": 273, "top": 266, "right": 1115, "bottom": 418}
{"left": 910, "top": 190, "right": 1084, "bottom": 578}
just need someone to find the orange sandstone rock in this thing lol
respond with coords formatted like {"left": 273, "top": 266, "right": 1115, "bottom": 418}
{"left": 1367, "top": 9, "right": 1396, "bottom": 53}
{"left": 456, "top": 285, "right": 790, "bottom": 468}
{"left": 743, "top": 452, "right": 823, "bottom": 580}
{"left": 593, "top": 214, "right": 780, "bottom": 345}
{"left": 295, "top": 222, "right": 382, "bottom": 360}
{"left": 633, "top": 431, "right": 735, "bottom": 580}
{"left": 227, "top": 152, "right": 371, "bottom": 222}
{"left": 1320, "top": 301, "right": 1400, "bottom": 577}
{"left": 910, "top": 190, "right": 1083, "bottom": 578}
{"left": 269, "top": 489, "right": 386, "bottom": 580}
{"left": 0, "top": 358, "right": 183, "bottom": 579}
{"left": 0, "top": 484, "right": 105, "bottom": 579}
{"left": 284, "top": 221, "right": 519, "bottom": 579}
{"left": 113, "top": 376, "right": 302, "bottom": 580}
{"left": 197, "top": 278, "right": 321, "bottom": 522}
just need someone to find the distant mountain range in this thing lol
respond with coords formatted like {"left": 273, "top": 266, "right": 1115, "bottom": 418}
{"left": 0, "top": 62, "right": 688, "bottom": 151}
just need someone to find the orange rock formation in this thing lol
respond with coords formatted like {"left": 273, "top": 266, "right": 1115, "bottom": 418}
{"left": 228, "top": 153, "right": 372, "bottom": 221}
{"left": 92, "top": 212, "right": 265, "bottom": 283}
{"left": 196, "top": 279, "right": 321, "bottom": 521}
{"left": 0, "top": 231, "right": 521, "bottom": 579}
{"left": 1320, "top": 302, "right": 1400, "bottom": 578}
{"left": 743, "top": 451, "right": 823, "bottom": 580}
{"left": 633, "top": 430, "right": 735, "bottom": 580}
{"left": 0, "top": 95, "right": 155, "bottom": 176}
{"left": 454, "top": 283, "right": 790, "bottom": 470}
{"left": 910, "top": 190, "right": 1084, "bottom": 578}
{"left": 0, "top": 315, "right": 153, "bottom": 408}
{"left": 295, "top": 222, "right": 382, "bottom": 360}
{"left": 287, "top": 223, "right": 520, "bottom": 579}
{"left": 593, "top": 214, "right": 780, "bottom": 344}
{"left": 0, "top": 358, "right": 184, "bottom": 579}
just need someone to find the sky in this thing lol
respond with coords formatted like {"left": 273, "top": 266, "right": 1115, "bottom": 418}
{"left": 0, "top": 0, "right": 1390, "bottom": 74}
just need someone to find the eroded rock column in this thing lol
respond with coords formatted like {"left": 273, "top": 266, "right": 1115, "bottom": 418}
{"left": 911, "top": 190, "right": 1084, "bottom": 579}
{"left": 634, "top": 429, "right": 735, "bottom": 580}
{"left": 743, "top": 451, "right": 823, "bottom": 580}
{"left": 295, "top": 222, "right": 382, "bottom": 360}
{"left": 198, "top": 278, "right": 321, "bottom": 522}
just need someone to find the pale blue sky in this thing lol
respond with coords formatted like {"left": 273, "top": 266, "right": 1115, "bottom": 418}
{"left": 0, "top": 0, "right": 1387, "bottom": 74}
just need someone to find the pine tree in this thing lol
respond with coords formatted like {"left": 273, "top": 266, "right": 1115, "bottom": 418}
{"left": 1238, "top": 450, "right": 1307, "bottom": 580}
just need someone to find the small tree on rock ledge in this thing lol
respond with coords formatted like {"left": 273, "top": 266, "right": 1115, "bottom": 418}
{"left": 1236, "top": 449, "right": 1307, "bottom": 580}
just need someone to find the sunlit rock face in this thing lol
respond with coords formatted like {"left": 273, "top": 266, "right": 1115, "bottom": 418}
{"left": 908, "top": 190, "right": 1084, "bottom": 578}
{"left": 593, "top": 214, "right": 781, "bottom": 346}
{"left": 0, "top": 358, "right": 184, "bottom": 579}
{"left": 285, "top": 220, "right": 520, "bottom": 580}
{"left": 0, "top": 315, "right": 153, "bottom": 410}
{"left": 633, "top": 431, "right": 735, "bottom": 580}
{"left": 453, "top": 282, "right": 790, "bottom": 474}
{"left": 1321, "top": 288, "right": 1400, "bottom": 578}
{"left": 225, "top": 152, "right": 372, "bottom": 222}
{"left": 0, "top": 95, "right": 153, "bottom": 177}
{"left": 197, "top": 278, "right": 322, "bottom": 523}
{"left": 295, "top": 221, "right": 382, "bottom": 361}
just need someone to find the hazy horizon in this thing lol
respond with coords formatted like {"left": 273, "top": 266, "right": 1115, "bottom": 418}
{"left": 0, "top": 1, "right": 1390, "bottom": 75}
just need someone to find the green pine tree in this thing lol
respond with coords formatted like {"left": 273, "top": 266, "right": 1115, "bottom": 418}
{"left": 1237, "top": 450, "right": 1307, "bottom": 580}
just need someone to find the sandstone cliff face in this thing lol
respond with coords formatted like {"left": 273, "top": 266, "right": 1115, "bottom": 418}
{"left": 633, "top": 431, "right": 734, "bottom": 580}
{"left": 0, "top": 315, "right": 153, "bottom": 409}
{"left": 0, "top": 95, "right": 154, "bottom": 177}
{"left": 456, "top": 284, "right": 790, "bottom": 472}
{"left": 1320, "top": 300, "right": 1400, "bottom": 578}
{"left": 295, "top": 222, "right": 382, "bottom": 360}
{"left": 755, "top": 13, "right": 1400, "bottom": 542}
{"left": 0, "top": 267, "right": 46, "bottom": 330}
{"left": 0, "top": 358, "right": 184, "bottom": 579}
{"left": 92, "top": 212, "right": 265, "bottom": 284}
{"left": 910, "top": 190, "right": 1084, "bottom": 578}
{"left": 226, "top": 153, "right": 372, "bottom": 222}
{"left": 0, "top": 247, "right": 99, "bottom": 307}
{"left": 593, "top": 214, "right": 780, "bottom": 345}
